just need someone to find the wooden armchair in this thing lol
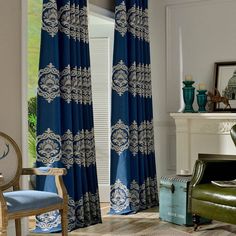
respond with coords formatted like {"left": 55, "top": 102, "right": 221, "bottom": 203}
{"left": 0, "top": 132, "right": 68, "bottom": 236}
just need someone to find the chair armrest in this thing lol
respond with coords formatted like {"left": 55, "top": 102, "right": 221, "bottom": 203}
{"left": 191, "top": 159, "right": 236, "bottom": 186}
{"left": 188, "top": 158, "right": 236, "bottom": 212}
{"left": 0, "top": 190, "right": 8, "bottom": 221}
{"left": 190, "top": 160, "right": 206, "bottom": 187}
{"left": 22, "top": 167, "right": 68, "bottom": 199}
{"left": 189, "top": 159, "right": 232, "bottom": 187}
{"left": 21, "top": 167, "right": 67, "bottom": 176}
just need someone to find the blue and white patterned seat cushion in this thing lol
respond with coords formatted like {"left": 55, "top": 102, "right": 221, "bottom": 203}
{"left": 3, "top": 190, "right": 63, "bottom": 213}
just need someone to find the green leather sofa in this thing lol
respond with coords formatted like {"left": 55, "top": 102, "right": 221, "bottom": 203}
{"left": 188, "top": 154, "right": 236, "bottom": 230}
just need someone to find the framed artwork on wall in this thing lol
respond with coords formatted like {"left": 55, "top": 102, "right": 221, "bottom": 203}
{"left": 213, "top": 61, "right": 236, "bottom": 111}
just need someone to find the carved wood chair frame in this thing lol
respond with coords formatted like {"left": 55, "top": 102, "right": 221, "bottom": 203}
{"left": 0, "top": 132, "right": 68, "bottom": 236}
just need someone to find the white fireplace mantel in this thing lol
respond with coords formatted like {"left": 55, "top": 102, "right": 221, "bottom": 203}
{"left": 170, "top": 113, "right": 236, "bottom": 174}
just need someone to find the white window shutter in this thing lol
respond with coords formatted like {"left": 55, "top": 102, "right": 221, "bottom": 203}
{"left": 90, "top": 38, "right": 110, "bottom": 187}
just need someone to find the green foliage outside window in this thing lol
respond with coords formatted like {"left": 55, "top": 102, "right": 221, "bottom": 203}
{"left": 28, "top": 97, "right": 37, "bottom": 166}
{"left": 28, "top": 0, "right": 42, "bottom": 166}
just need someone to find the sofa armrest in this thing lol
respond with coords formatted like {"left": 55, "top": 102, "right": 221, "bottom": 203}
{"left": 188, "top": 158, "right": 236, "bottom": 212}
{"left": 190, "top": 160, "right": 206, "bottom": 187}
{"left": 191, "top": 159, "right": 236, "bottom": 186}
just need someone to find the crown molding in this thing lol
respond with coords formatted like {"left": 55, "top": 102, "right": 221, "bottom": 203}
{"left": 165, "top": 0, "right": 235, "bottom": 7}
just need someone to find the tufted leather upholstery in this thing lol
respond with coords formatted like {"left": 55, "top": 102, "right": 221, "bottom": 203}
{"left": 189, "top": 158, "right": 236, "bottom": 225}
{"left": 189, "top": 124, "right": 236, "bottom": 227}
{"left": 192, "top": 184, "right": 236, "bottom": 207}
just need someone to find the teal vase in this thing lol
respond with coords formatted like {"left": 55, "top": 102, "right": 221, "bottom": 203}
{"left": 182, "top": 81, "right": 195, "bottom": 113}
{"left": 197, "top": 90, "right": 207, "bottom": 112}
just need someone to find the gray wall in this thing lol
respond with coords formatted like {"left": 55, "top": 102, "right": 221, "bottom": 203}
{"left": 0, "top": 0, "right": 21, "bottom": 146}
{"left": 89, "top": 0, "right": 115, "bottom": 12}
{"left": 149, "top": 0, "right": 236, "bottom": 179}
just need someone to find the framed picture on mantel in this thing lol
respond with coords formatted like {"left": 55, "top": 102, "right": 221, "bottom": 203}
{"left": 213, "top": 61, "right": 236, "bottom": 112}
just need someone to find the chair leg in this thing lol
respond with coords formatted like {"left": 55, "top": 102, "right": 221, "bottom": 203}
{"left": 60, "top": 209, "right": 68, "bottom": 236}
{"left": 0, "top": 218, "right": 8, "bottom": 236}
{"left": 193, "top": 214, "right": 200, "bottom": 231}
{"left": 0, "top": 230, "right": 7, "bottom": 236}
{"left": 0, "top": 228, "right": 7, "bottom": 236}
{"left": 0, "top": 224, "right": 7, "bottom": 236}
{"left": 15, "top": 219, "right": 21, "bottom": 236}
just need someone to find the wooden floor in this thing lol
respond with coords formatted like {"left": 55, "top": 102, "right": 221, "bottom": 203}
{"left": 28, "top": 204, "right": 236, "bottom": 236}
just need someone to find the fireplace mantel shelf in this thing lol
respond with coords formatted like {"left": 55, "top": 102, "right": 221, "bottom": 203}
{"left": 170, "top": 112, "right": 236, "bottom": 174}
{"left": 170, "top": 112, "right": 236, "bottom": 120}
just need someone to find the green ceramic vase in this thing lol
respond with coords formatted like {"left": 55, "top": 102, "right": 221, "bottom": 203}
{"left": 182, "top": 81, "right": 195, "bottom": 113}
{"left": 197, "top": 90, "right": 207, "bottom": 112}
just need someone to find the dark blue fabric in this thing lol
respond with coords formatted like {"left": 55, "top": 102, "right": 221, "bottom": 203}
{"left": 36, "top": 0, "right": 101, "bottom": 232}
{"left": 4, "top": 190, "right": 62, "bottom": 213}
{"left": 110, "top": 0, "right": 158, "bottom": 215}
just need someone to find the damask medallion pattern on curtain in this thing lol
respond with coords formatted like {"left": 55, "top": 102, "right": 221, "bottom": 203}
{"left": 36, "top": 0, "right": 101, "bottom": 233}
{"left": 110, "top": 0, "right": 158, "bottom": 215}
